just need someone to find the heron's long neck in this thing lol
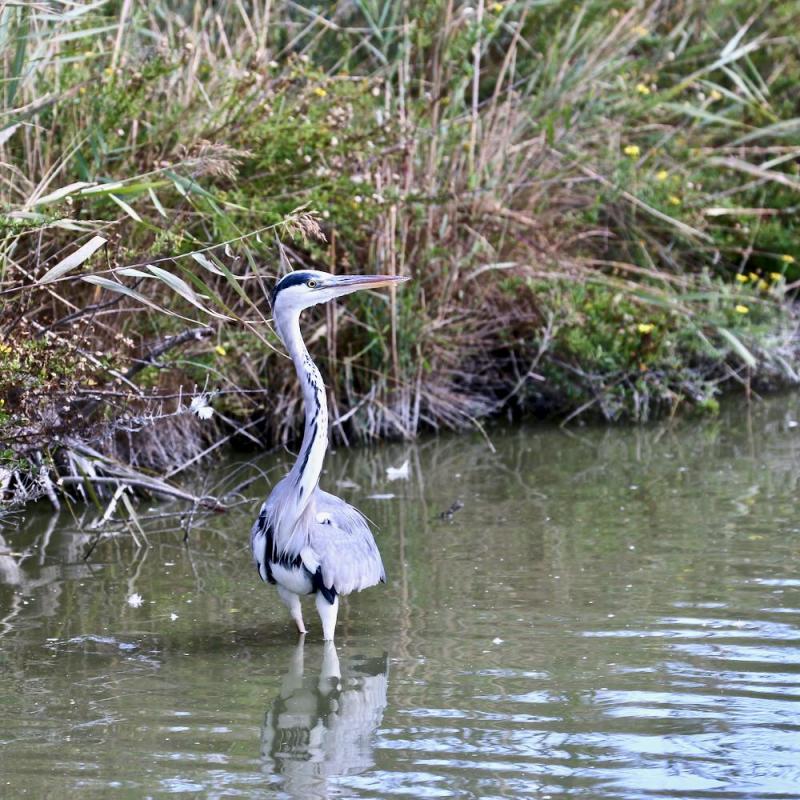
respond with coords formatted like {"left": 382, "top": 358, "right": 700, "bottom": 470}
{"left": 278, "top": 308, "right": 329, "bottom": 513}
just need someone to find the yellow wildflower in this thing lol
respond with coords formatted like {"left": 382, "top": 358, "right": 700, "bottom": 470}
{"left": 668, "top": 195, "right": 681, "bottom": 206}
{"left": 633, "top": 25, "right": 649, "bottom": 36}
{"left": 313, "top": 87, "right": 327, "bottom": 98}
{"left": 0, "top": 342, "right": 11, "bottom": 355}
{"left": 749, "top": 272, "right": 759, "bottom": 282}
{"left": 656, "top": 169, "right": 668, "bottom": 181}
{"left": 492, "top": 2, "right": 503, "bottom": 11}
{"left": 735, "top": 304, "right": 749, "bottom": 314}
{"left": 758, "top": 279, "right": 768, "bottom": 291}
{"left": 214, "top": 345, "right": 227, "bottom": 356}
{"left": 624, "top": 144, "right": 640, "bottom": 158}
{"left": 770, "top": 272, "right": 783, "bottom": 282}
{"left": 735, "top": 274, "right": 748, "bottom": 283}
{"left": 636, "top": 83, "right": 651, "bottom": 95}
{"left": 103, "top": 66, "right": 114, "bottom": 77}
{"left": 637, "top": 323, "right": 655, "bottom": 334}
{"left": 709, "top": 89, "right": 722, "bottom": 101}
{"left": 780, "top": 254, "right": 795, "bottom": 264}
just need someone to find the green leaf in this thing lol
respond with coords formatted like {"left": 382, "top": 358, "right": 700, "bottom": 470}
{"left": 6, "top": 6, "right": 29, "bottom": 108}
{"left": 180, "top": 267, "right": 239, "bottom": 321}
{"left": 81, "top": 276, "right": 165, "bottom": 313}
{"left": 718, "top": 327, "right": 757, "bottom": 368}
{"left": 109, "top": 193, "right": 142, "bottom": 222}
{"left": 191, "top": 252, "right": 225, "bottom": 275}
{"left": 33, "top": 181, "right": 93, "bottom": 206}
{"left": 147, "top": 265, "right": 232, "bottom": 320}
{"left": 79, "top": 182, "right": 124, "bottom": 196}
{"left": 115, "top": 268, "right": 152, "bottom": 279}
{"left": 39, "top": 235, "right": 107, "bottom": 284}
{"left": 148, "top": 187, "right": 167, "bottom": 218}
{"left": 81, "top": 276, "right": 203, "bottom": 324}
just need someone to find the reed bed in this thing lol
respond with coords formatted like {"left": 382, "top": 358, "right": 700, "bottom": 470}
{"left": 1, "top": 0, "right": 799, "bottom": 509}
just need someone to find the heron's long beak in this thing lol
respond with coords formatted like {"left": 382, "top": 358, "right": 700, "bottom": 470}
{"left": 326, "top": 274, "right": 410, "bottom": 296}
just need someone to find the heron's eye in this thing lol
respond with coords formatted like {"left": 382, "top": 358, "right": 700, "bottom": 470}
{"left": 307, "top": 279, "right": 317, "bottom": 288}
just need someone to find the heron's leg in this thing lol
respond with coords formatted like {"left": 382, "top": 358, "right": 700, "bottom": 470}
{"left": 282, "top": 636, "right": 306, "bottom": 696}
{"left": 318, "top": 640, "right": 341, "bottom": 694}
{"left": 315, "top": 593, "right": 339, "bottom": 641}
{"left": 320, "top": 641, "right": 340, "bottom": 680}
{"left": 277, "top": 585, "right": 306, "bottom": 634}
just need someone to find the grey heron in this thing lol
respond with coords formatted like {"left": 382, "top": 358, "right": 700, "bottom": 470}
{"left": 251, "top": 269, "right": 409, "bottom": 639}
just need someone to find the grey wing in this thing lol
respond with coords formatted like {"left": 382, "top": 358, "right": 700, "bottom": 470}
{"left": 304, "top": 488, "right": 386, "bottom": 596}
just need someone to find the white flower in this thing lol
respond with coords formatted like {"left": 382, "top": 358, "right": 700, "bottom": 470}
{"left": 189, "top": 393, "right": 214, "bottom": 420}
{"left": 127, "top": 593, "right": 143, "bottom": 608}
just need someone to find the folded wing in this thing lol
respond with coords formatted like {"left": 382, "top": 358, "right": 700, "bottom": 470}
{"left": 307, "top": 488, "right": 386, "bottom": 596}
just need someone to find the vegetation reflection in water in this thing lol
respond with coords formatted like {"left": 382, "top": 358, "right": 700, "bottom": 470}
{"left": 1, "top": 396, "right": 800, "bottom": 798}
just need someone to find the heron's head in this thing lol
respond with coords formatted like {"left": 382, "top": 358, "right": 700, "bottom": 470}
{"left": 271, "top": 269, "right": 409, "bottom": 314}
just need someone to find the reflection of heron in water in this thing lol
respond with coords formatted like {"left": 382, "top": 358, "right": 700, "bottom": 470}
{"left": 261, "top": 639, "right": 388, "bottom": 798}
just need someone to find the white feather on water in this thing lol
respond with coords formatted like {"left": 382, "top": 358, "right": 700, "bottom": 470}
{"left": 385, "top": 459, "right": 410, "bottom": 481}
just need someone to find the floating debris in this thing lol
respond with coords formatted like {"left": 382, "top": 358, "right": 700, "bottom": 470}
{"left": 439, "top": 500, "right": 464, "bottom": 520}
{"left": 386, "top": 459, "right": 410, "bottom": 481}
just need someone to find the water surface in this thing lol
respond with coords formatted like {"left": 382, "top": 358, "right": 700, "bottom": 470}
{"left": 2, "top": 397, "right": 800, "bottom": 798}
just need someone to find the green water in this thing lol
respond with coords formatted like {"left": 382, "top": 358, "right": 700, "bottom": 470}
{"left": 2, "top": 397, "right": 800, "bottom": 799}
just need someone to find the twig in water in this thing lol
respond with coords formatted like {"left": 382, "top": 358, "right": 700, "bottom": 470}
{"left": 57, "top": 476, "right": 224, "bottom": 511}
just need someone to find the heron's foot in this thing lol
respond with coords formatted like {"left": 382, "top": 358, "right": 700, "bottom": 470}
{"left": 294, "top": 617, "right": 307, "bottom": 635}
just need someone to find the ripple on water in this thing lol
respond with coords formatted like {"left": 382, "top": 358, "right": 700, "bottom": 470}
{"left": 373, "top": 594, "right": 800, "bottom": 799}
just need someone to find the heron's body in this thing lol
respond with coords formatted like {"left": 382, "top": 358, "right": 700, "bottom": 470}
{"left": 251, "top": 268, "right": 407, "bottom": 639}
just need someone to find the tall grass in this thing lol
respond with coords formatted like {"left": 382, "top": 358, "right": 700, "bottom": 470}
{"left": 1, "top": 0, "right": 799, "bottom": 505}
